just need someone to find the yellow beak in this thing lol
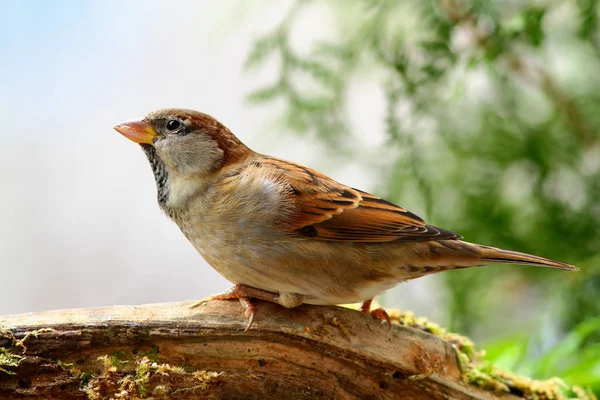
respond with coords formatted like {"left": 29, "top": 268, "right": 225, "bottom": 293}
{"left": 114, "top": 119, "right": 157, "bottom": 144}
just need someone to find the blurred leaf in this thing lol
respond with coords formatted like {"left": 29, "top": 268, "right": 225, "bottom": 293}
{"left": 577, "top": 0, "right": 599, "bottom": 40}
{"left": 244, "top": 34, "right": 281, "bottom": 70}
{"left": 485, "top": 318, "right": 600, "bottom": 392}
{"left": 246, "top": 84, "right": 282, "bottom": 104}
{"left": 532, "top": 317, "right": 600, "bottom": 379}
{"left": 294, "top": 59, "right": 341, "bottom": 88}
{"left": 522, "top": 6, "right": 547, "bottom": 47}
{"left": 483, "top": 335, "right": 528, "bottom": 371}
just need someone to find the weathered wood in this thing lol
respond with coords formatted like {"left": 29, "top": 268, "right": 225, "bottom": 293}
{"left": 0, "top": 301, "right": 519, "bottom": 399}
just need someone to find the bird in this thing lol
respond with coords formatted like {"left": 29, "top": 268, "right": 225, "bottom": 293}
{"left": 114, "top": 108, "right": 578, "bottom": 331}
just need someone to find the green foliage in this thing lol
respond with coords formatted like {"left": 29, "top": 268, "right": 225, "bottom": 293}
{"left": 485, "top": 317, "right": 600, "bottom": 395}
{"left": 244, "top": 0, "right": 600, "bottom": 395}
{"left": 387, "top": 308, "right": 595, "bottom": 399}
{"left": 245, "top": 1, "right": 348, "bottom": 139}
{"left": 0, "top": 347, "right": 24, "bottom": 375}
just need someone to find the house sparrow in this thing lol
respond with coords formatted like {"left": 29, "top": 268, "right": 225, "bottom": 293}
{"left": 114, "top": 109, "right": 577, "bottom": 330}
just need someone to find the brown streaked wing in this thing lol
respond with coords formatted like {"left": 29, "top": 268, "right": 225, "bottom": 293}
{"left": 251, "top": 156, "right": 461, "bottom": 243}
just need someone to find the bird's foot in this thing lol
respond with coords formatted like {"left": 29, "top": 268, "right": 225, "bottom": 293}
{"left": 369, "top": 308, "right": 392, "bottom": 331}
{"left": 189, "top": 284, "right": 281, "bottom": 331}
{"left": 360, "top": 298, "right": 392, "bottom": 331}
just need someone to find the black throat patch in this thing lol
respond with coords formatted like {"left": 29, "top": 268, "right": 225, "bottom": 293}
{"left": 140, "top": 144, "right": 169, "bottom": 208}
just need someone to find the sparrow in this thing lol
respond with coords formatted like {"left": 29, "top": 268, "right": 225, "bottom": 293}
{"left": 114, "top": 108, "right": 578, "bottom": 330}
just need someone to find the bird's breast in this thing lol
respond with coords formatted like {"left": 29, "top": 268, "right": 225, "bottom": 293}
{"left": 168, "top": 178, "right": 290, "bottom": 282}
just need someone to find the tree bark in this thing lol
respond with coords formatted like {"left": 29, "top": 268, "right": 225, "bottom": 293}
{"left": 0, "top": 301, "right": 519, "bottom": 399}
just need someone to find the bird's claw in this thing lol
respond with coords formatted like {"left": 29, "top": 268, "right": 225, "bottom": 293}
{"left": 189, "top": 292, "right": 257, "bottom": 331}
{"left": 239, "top": 297, "right": 256, "bottom": 331}
{"left": 360, "top": 298, "right": 392, "bottom": 332}
{"left": 370, "top": 308, "right": 392, "bottom": 332}
{"left": 189, "top": 285, "right": 282, "bottom": 330}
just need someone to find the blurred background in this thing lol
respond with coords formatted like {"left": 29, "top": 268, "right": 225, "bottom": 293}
{"left": 1, "top": 0, "right": 598, "bottom": 395}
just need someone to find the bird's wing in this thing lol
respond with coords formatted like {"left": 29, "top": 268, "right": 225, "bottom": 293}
{"left": 246, "top": 157, "right": 461, "bottom": 242}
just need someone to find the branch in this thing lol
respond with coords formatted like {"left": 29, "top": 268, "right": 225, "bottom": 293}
{"left": 0, "top": 301, "right": 520, "bottom": 400}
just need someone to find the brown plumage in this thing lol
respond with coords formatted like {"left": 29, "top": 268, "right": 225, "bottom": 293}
{"left": 114, "top": 108, "right": 577, "bottom": 330}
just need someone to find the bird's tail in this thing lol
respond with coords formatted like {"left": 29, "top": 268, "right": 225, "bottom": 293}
{"left": 398, "top": 240, "right": 578, "bottom": 280}
{"left": 458, "top": 241, "right": 578, "bottom": 271}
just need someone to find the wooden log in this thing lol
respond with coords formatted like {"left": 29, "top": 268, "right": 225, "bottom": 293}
{"left": 0, "top": 301, "right": 519, "bottom": 399}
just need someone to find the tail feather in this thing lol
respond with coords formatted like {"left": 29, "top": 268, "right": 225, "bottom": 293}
{"left": 398, "top": 240, "right": 578, "bottom": 281}
{"left": 473, "top": 243, "right": 578, "bottom": 271}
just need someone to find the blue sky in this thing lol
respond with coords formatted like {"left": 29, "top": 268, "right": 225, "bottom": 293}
{"left": 1, "top": 1, "right": 126, "bottom": 116}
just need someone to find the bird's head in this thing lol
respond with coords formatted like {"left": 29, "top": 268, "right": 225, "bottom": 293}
{"left": 114, "top": 108, "right": 251, "bottom": 208}
{"left": 114, "top": 108, "right": 250, "bottom": 175}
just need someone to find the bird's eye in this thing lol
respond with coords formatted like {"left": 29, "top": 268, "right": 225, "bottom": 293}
{"left": 166, "top": 119, "right": 181, "bottom": 131}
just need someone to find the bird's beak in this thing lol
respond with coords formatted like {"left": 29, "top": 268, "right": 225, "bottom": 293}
{"left": 113, "top": 119, "right": 157, "bottom": 144}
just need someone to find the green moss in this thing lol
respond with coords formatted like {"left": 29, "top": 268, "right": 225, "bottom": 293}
{"left": 80, "top": 371, "right": 93, "bottom": 388}
{"left": 0, "top": 347, "right": 25, "bottom": 375}
{"left": 111, "top": 350, "right": 127, "bottom": 368}
{"left": 0, "top": 326, "right": 27, "bottom": 374}
{"left": 384, "top": 309, "right": 597, "bottom": 400}
{"left": 134, "top": 356, "right": 151, "bottom": 397}
{"left": 81, "top": 354, "right": 221, "bottom": 399}
{"left": 56, "top": 360, "right": 74, "bottom": 371}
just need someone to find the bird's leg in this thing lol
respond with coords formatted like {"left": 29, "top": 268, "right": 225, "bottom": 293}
{"left": 189, "top": 284, "right": 281, "bottom": 331}
{"left": 360, "top": 298, "right": 392, "bottom": 331}
{"left": 360, "top": 298, "right": 374, "bottom": 313}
